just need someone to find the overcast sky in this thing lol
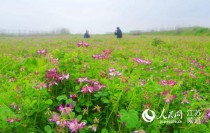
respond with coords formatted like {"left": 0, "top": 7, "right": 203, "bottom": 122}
{"left": 0, "top": 0, "right": 210, "bottom": 34}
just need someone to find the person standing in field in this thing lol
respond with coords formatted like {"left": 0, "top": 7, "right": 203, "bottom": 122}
{"left": 114, "top": 27, "right": 122, "bottom": 38}
{"left": 84, "top": 30, "right": 90, "bottom": 38}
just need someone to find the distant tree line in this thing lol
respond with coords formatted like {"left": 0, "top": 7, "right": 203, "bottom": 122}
{"left": 140, "top": 27, "right": 210, "bottom": 36}
{"left": 0, "top": 28, "right": 70, "bottom": 36}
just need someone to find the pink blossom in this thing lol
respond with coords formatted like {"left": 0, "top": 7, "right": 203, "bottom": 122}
{"left": 109, "top": 68, "right": 116, "bottom": 73}
{"left": 159, "top": 80, "right": 177, "bottom": 86}
{"left": 189, "top": 72, "right": 196, "bottom": 79}
{"left": 76, "top": 77, "right": 89, "bottom": 84}
{"left": 199, "top": 65, "right": 204, "bottom": 70}
{"left": 92, "top": 81, "right": 106, "bottom": 91}
{"left": 81, "top": 86, "right": 94, "bottom": 94}
{"left": 134, "top": 58, "right": 152, "bottom": 65}
{"left": 162, "top": 89, "right": 176, "bottom": 104}
{"left": 37, "top": 50, "right": 41, "bottom": 55}
{"left": 46, "top": 68, "right": 60, "bottom": 86}
{"left": 92, "top": 48, "right": 112, "bottom": 59}
{"left": 7, "top": 118, "right": 14, "bottom": 123}
{"left": 77, "top": 41, "right": 89, "bottom": 47}
{"left": 50, "top": 57, "right": 59, "bottom": 66}
{"left": 201, "top": 109, "right": 210, "bottom": 123}
{"left": 117, "top": 113, "right": 121, "bottom": 118}
{"left": 92, "top": 54, "right": 103, "bottom": 59}
{"left": 41, "top": 49, "right": 47, "bottom": 55}
{"left": 183, "top": 91, "right": 188, "bottom": 96}
{"left": 103, "top": 48, "right": 112, "bottom": 55}
{"left": 59, "top": 72, "right": 70, "bottom": 80}
{"left": 70, "top": 94, "right": 78, "bottom": 99}
{"left": 49, "top": 114, "right": 61, "bottom": 123}
{"left": 67, "top": 118, "right": 86, "bottom": 133}
{"left": 108, "top": 68, "right": 122, "bottom": 77}
{"left": 78, "top": 78, "right": 106, "bottom": 94}
{"left": 88, "top": 124, "right": 97, "bottom": 132}
{"left": 206, "top": 109, "right": 210, "bottom": 119}
{"left": 58, "top": 104, "right": 74, "bottom": 114}
{"left": 191, "top": 59, "right": 198, "bottom": 66}
{"left": 37, "top": 49, "right": 47, "bottom": 56}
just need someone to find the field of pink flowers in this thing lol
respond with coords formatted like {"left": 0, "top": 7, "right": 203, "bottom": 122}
{"left": 0, "top": 35, "right": 209, "bottom": 133}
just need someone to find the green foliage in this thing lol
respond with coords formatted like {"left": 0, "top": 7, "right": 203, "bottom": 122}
{"left": 119, "top": 109, "right": 139, "bottom": 129}
{"left": 0, "top": 35, "right": 209, "bottom": 132}
{"left": 151, "top": 38, "right": 165, "bottom": 46}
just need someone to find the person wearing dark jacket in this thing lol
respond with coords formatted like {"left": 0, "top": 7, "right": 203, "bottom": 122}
{"left": 84, "top": 30, "right": 90, "bottom": 38}
{"left": 114, "top": 27, "right": 122, "bottom": 38}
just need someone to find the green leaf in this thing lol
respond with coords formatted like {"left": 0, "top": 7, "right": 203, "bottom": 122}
{"left": 45, "top": 99, "right": 53, "bottom": 105}
{"left": 101, "top": 97, "right": 110, "bottom": 103}
{"left": 85, "top": 101, "right": 93, "bottom": 106}
{"left": 75, "top": 106, "right": 81, "bottom": 112}
{"left": 44, "top": 125, "right": 52, "bottom": 133}
{"left": 119, "top": 109, "right": 139, "bottom": 129}
{"left": 70, "top": 112, "right": 75, "bottom": 118}
{"left": 56, "top": 95, "right": 67, "bottom": 101}
{"left": 102, "top": 129, "right": 109, "bottom": 133}
{"left": 77, "top": 115, "right": 82, "bottom": 121}
{"left": 173, "top": 130, "right": 179, "bottom": 133}
{"left": 66, "top": 99, "right": 72, "bottom": 104}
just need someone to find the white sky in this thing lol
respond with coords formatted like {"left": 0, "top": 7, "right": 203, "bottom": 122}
{"left": 0, "top": 0, "right": 210, "bottom": 34}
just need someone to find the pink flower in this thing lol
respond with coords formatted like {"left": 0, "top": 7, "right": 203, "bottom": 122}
{"left": 67, "top": 118, "right": 86, "bottom": 133}
{"left": 59, "top": 72, "right": 70, "bottom": 80}
{"left": 37, "top": 49, "right": 47, "bottom": 56}
{"left": 92, "top": 81, "right": 106, "bottom": 91}
{"left": 7, "top": 118, "right": 14, "bottom": 123}
{"left": 117, "top": 113, "right": 121, "bottom": 118}
{"left": 41, "top": 49, "right": 47, "bottom": 55}
{"left": 50, "top": 57, "right": 59, "bottom": 66}
{"left": 46, "top": 68, "right": 60, "bottom": 86}
{"left": 162, "top": 89, "right": 176, "bottom": 104}
{"left": 103, "top": 48, "right": 112, "bottom": 55}
{"left": 88, "top": 80, "right": 106, "bottom": 91}
{"left": 189, "top": 72, "right": 196, "bottom": 79}
{"left": 81, "top": 86, "right": 94, "bottom": 94}
{"left": 206, "top": 109, "right": 210, "bottom": 119}
{"left": 199, "top": 65, "right": 204, "bottom": 70}
{"left": 191, "top": 59, "right": 198, "bottom": 66}
{"left": 108, "top": 68, "right": 122, "bottom": 77}
{"left": 58, "top": 104, "right": 74, "bottom": 114}
{"left": 49, "top": 114, "right": 61, "bottom": 125}
{"left": 35, "top": 82, "right": 47, "bottom": 90}
{"left": 79, "top": 79, "right": 106, "bottom": 94}
{"left": 109, "top": 68, "right": 116, "bottom": 73}
{"left": 134, "top": 58, "right": 151, "bottom": 65}
{"left": 37, "top": 50, "right": 41, "bottom": 55}
{"left": 77, "top": 41, "right": 89, "bottom": 47}
{"left": 183, "top": 91, "right": 187, "bottom": 96}
{"left": 92, "top": 54, "right": 101, "bottom": 59}
{"left": 201, "top": 109, "right": 210, "bottom": 123}
{"left": 76, "top": 77, "right": 89, "bottom": 84}
{"left": 159, "top": 80, "right": 177, "bottom": 86}
{"left": 92, "top": 49, "right": 112, "bottom": 60}
{"left": 70, "top": 94, "right": 78, "bottom": 99}
{"left": 88, "top": 124, "right": 97, "bottom": 132}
